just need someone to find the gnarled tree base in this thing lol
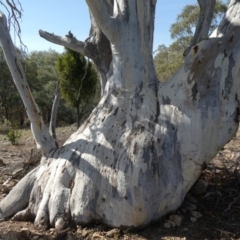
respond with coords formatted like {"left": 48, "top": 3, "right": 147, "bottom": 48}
{"left": 0, "top": 83, "right": 238, "bottom": 230}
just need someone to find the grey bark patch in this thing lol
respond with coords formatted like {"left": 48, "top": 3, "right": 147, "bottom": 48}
{"left": 192, "top": 83, "right": 198, "bottom": 101}
{"left": 130, "top": 114, "right": 138, "bottom": 125}
{"left": 162, "top": 96, "right": 171, "bottom": 105}
{"left": 233, "top": 107, "right": 240, "bottom": 123}
{"left": 88, "top": 190, "right": 100, "bottom": 216}
{"left": 133, "top": 94, "right": 144, "bottom": 110}
{"left": 197, "top": 67, "right": 221, "bottom": 127}
{"left": 161, "top": 120, "right": 183, "bottom": 184}
{"left": 113, "top": 107, "right": 119, "bottom": 116}
{"left": 143, "top": 147, "right": 150, "bottom": 164}
{"left": 224, "top": 53, "right": 235, "bottom": 97}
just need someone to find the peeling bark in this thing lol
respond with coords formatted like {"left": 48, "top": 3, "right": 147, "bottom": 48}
{"left": 1, "top": 0, "right": 240, "bottom": 231}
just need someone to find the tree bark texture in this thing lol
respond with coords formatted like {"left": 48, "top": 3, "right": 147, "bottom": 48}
{"left": 0, "top": 0, "right": 240, "bottom": 230}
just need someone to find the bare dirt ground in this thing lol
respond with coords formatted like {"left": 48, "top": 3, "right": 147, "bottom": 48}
{"left": 0, "top": 126, "right": 240, "bottom": 240}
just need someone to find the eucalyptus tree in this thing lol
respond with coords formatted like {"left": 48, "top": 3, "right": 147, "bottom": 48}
{"left": 0, "top": 48, "right": 23, "bottom": 125}
{"left": 0, "top": 0, "right": 240, "bottom": 231}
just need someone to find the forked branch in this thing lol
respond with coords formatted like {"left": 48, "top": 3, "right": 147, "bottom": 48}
{"left": 85, "top": 0, "right": 118, "bottom": 42}
{"left": 39, "top": 30, "right": 86, "bottom": 56}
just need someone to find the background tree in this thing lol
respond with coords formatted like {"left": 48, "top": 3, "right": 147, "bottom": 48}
{"left": 0, "top": 48, "right": 24, "bottom": 126}
{"left": 25, "top": 50, "right": 60, "bottom": 122}
{"left": 154, "top": 0, "right": 227, "bottom": 81}
{"left": 56, "top": 48, "right": 99, "bottom": 127}
{"left": 25, "top": 49, "right": 76, "bottom": 125}
{"left": 1, "top": 0, "right": 240, "bottom": 231}
{"left": 0, "top": 48, "right": 76, "bottom": 127}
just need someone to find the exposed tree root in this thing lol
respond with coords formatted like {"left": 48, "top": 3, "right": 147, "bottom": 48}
{"left": 0, "top": 167, "right": 38, "bottom": 220}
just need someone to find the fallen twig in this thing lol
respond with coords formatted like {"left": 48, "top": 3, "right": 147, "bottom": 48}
{"left": 215, "top": 228, "right": 235, "bottom": 238}
{"left": 224, "top": 194, "right": 240, "bottom": 213}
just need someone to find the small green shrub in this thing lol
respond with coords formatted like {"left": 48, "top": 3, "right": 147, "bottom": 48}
{"left": 7, "top": 129, "right": 21, "bottom": 145}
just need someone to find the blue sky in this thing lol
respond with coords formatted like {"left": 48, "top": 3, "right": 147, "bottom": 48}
{"left": 1, "top": 1, "right": 217, "bottom": 52}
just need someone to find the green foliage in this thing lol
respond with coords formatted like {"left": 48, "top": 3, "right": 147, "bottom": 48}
{"left": 56, "top": 48, "right": 99, "bottom": 126}
{"left": 0, "top": 48, "right": 23, "bottom": 125}
{"left": 154, "top": 0, "right": 227, "bottom": 82}
{"left": 0, "top": 48, "right": 77, "bottom": 126}
{"left": 154, "top": 44, "right": 184, "bottom": 82}
{"left": 170, "top": 0, "right": 227, "bottom": 42}
{"left": 7, "top": 128, "right": 21, "bottom": 145}
{"left": 25, "top": 50, "right": 61, "bottom": 122}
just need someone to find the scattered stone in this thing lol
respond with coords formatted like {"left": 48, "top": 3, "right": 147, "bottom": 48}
{"left": 164, "top": 222, "right": 172, "bottom": 229}
{"left": 190, "top": 217, "right": 197, "bottom": 223}
{"left": 182, "top": 201, "right": 197, "bottom": 211}
{"left": 20, "top": 227, "right": 28, "bottom": 232}
{"left": 192, "top": 179, "right": 209, "bottom": 195}
{"left": 106, "top": 228, "right": 120, "bottom": 237}
{"left": 81, "top": 229, "right": 91, "bottom": 237}
{"left": 168, "top": 220, "right": 176, "bottom": 227}
{"left": 0, "top": 184, "right": 9, "bottom": 193}
{"left": 92, "top": 232, "right": 103, "bottom": 238}
{"left": 186, "top": 194, "right": 198, "bottom": 204}
{"left": 181, "top": 208, "right": 187, "bottom": 213}
{"left": 0, "top": 158, "right": 6, "bottom": 167}
{"left": 169, "top": 214, "right": 183, "bottom": 227}
{"left": 190, "top": 211, "right": 203, "bottom": 219}
{"left": 32, "top": 236, "right": 40, "bottom": 240}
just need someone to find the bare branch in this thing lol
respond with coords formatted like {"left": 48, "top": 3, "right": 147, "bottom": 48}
{"left": 39, "top": 30, "right": 86, "bottom": 55}
{"left": 40, "top": 1, "right": 113, "bottom": 97}
{"left": 85, "top": 0, "right": 118, "bottom": 42}
{"left": 0, "top": 0, "right": 26, "bottom": 48}
{"left": 183, "top": 0, "right": 216, "bottom": 56}
{"left": 40, "top": 26, "right": 112, "bottom": 97}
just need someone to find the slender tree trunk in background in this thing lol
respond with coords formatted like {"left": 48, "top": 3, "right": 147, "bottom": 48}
{"left": 4, "top": 106, "right": 9, "bottom": 122}
{"left": 49, "top": 80, "right": 60, "bottom": 140}
{"left": 1, "top": 0, "right": 240, "bottom": 231}
{"left": 19, "top": 107, "right": 24, "bottom": 127}
{"left": 76, "top": 104, "right": 80, "bottom": 128}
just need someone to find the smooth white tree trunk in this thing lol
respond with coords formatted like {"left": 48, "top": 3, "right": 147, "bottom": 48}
{"left": 49, "top": 80, "right": 60, "bottom": 140}
{"left": 0, "top": 11, "right": 57, "bottom": 155}
{"left": 0, "top": 0, "right": 240, "bottom": 230}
